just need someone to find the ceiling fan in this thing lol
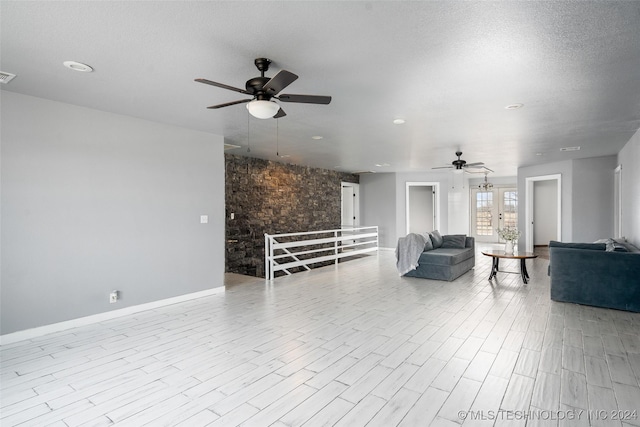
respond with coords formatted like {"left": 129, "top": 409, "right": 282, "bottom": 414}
{"left": 195, "top": 58, "right": 331, "bottom": 119}
{"left": 432, "top": 151, "right": 485, "bottom": 172}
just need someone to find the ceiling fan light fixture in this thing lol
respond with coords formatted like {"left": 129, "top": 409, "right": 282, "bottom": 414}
{"left": 246, "top": 100, "right": 279, "bottom": 119}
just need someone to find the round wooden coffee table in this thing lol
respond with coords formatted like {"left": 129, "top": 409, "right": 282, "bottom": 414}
{"left": 481, "top": 251, "right": 538, "bottom": 284}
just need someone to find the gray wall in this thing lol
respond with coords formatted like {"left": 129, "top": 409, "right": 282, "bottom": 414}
{"left": 618, "top": 128, "right": 640, "bottom": 247}
{"left": 518, "top": 160, "right": 574, "bottom": 249}
{"left": 1, "top": 92, "right": 225, "bottom": 335}
{"left": 360, "top": 173, "right": 397, "bottom": 248}
{"left": 571, "top": 156, "right": 617, "bottom": 242}
{"left": 518, "top": 155, "right": 623, "bottom": 248}
{"left": 360, "top": 171, "right": 452, "bottom": 249}
{"left": 395, "top": 172, "right": 451, "bottom": 241}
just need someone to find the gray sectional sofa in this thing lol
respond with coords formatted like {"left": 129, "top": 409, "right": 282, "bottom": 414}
{"left": 549, "top": 240, "right": 640, "bottom": 312}
{"left": 404, "top": 233, "right": 475, "bottom": 281}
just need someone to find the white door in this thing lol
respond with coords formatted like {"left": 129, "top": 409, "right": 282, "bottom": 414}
{"left": 341, "top": 183, "right": 359, "bottom": 227}
{"left": 471, "top": 187, "right": 517, "bottom": 242}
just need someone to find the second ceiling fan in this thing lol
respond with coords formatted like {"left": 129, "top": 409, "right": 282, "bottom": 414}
{"left": 433, "top": 151, "right": 485, "bottom": 171}
{"left": 195, "top": 58, "right": 331, "bottom": 119}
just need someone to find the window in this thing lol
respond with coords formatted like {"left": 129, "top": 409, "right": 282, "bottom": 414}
{"left": 503, "top": 191, "right": 518, "bottom": 229}
{"left": 476, "top": 191, "right": 493, "bottom": 236}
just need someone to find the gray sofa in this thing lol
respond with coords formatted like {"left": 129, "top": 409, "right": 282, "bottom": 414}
{"left": 549, "top": 240, "right": 640, "bottom": 312}
{"left": 405, "top": 235, "right": 475, "bottom": 281}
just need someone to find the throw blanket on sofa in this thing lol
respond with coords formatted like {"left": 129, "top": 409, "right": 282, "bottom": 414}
{"left": 396, "top": 233, "right": 428, "bottom": 276}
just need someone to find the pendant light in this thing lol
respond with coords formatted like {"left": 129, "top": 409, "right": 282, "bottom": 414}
{"left": 478, "top": 172, "right": 493, "bottom": 191}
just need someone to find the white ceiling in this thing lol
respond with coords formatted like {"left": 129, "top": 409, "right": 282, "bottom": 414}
{"left": 2, "top": 1, "right": 639, "bottom": 177}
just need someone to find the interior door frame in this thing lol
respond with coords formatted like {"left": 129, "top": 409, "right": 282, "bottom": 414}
{"left": 525, "top": 174, "right": 562, "bottom": 252}
{"left": 406, "top": 182, "right": 439, "bottom": 235}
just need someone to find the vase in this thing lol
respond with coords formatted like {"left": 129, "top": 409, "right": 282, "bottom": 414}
{"left": 504, "top": 240, "right": 514, "bottom": 254}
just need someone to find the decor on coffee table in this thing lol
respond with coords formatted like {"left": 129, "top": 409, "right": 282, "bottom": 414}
{"left": 497, "top": 226, "right": 520, "bottom": 254}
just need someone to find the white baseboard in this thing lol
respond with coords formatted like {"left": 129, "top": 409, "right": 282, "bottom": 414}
{"left": 0, "top": 287, "right": 225, "bottom": 346}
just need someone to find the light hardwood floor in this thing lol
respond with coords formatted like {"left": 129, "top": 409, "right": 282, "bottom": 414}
{"left": 2, "top": 249, "right": 639, "bottom": 426}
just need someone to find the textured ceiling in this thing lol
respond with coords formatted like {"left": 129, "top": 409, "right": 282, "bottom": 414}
{"left": 2, "top": 1, "right": 639, "bottom": 176}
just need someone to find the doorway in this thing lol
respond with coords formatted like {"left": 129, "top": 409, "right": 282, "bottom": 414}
{"left": 525, "top": 174, "right": 562, "bottom": 252}
{"left": 406, "top": 182, "right": 439, "bottom": 235}
{"left": 470, "top": 187, "right": 518, "bottom": 242}
{"left": 341, "top": 182, "right": 360, "bottom": 227}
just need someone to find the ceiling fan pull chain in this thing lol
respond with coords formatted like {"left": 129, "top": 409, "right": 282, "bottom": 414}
{"left": 247, "top": 111, "right": 251, "bottom": 153}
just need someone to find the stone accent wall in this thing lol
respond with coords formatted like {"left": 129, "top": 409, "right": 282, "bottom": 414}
{"left": 225, "top": 154, "right": 359, "bottom": 277}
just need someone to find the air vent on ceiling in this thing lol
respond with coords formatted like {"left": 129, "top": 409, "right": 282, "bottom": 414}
{"left": 224, "top": 143, "right": 242, "bottom": 151}
{"left": 0, "top": 72, "right": 17, "bottom": 84}
{"left": 560, "top": 146, "right": 581, "bottom": 152}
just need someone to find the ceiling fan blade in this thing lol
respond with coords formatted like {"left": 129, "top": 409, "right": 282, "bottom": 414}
{"left": 262, "top": 70, "right": 298, "bottom": 96}
{"left": 464, "top": 162, "right": 485, "bottom": 167}
{"left": 207, "top": 99, "right": 251, "bottom": 109}
{"left": 274, "top": 108, "right": 287, "bottom": 119}
{"left": 278, "top": 94, "right": 332, "bottom": 104}
{"left": 195, "top": 78, "right": 252, "bottom": 95}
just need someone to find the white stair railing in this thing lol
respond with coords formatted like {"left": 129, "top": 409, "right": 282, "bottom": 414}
{"left": 265, "top": 226, "right": 378, "bottom": 280}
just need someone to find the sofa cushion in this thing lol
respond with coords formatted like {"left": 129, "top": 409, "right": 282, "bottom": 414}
{"left": 418, "top": 247, "right": 474, "bottom": 266}
{"left": 424, "top": 238, "right": 434, "bottom": 251}
{"left": 619, "top": 242, "right": 640, "bottom": 253}
{"left": 549, "top": 241, "right": 605, "bottom": 251}
{"left": 442, "top": 234, "right": 466, "bottom": 249}
{"left": 430, "top": 230, "right": 443, "bottom": 249}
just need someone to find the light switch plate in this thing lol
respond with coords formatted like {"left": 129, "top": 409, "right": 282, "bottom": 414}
{"left": 200, "top": 215, "right": 208, "bottom": 224}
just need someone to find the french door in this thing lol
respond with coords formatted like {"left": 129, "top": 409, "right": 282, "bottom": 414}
{"left": 471, "top": 187, "right": 518, "bottom": 242}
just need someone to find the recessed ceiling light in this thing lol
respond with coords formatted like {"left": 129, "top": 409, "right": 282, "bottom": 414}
{"left": 311, "top": 136, "right": 323, "bottom": 140}
{"left": 536, "top": 152, "right": 544, "bottom": 156}
{"left": 505, "top": 103, "right": 524, "bottom": 110}
{"left": 375, "top": 163, "right": 391, "bottom": 167}
{"left": 560, "top": 146, "right": 581, "bottom": 152}
{"left": 63, "top": 61, "right": 94, "bottom": 72}
{"left": 393, "top": 119, "right": 405, "bottom": 125}
{"left": 279, "top": 154, "right": 291, "bottom": 158}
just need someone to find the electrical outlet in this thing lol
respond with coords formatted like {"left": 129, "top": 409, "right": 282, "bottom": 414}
{"left": 109, "top": 291, "right": 118, "bottom": 304}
